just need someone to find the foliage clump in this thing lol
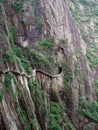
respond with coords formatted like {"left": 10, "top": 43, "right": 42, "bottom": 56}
{"left": 79, "top": 101, "right": 98, "bottom": 122}
{"left": 86, "top": 44, "right": 98, "bottom": 69}
{"left": 3, "top": 51, "right": 16, "bottom": 66}
{"left": 37, "top": 39, "right": 54, "bottom": 53}
{"left": 28, "top": 49, "right": 53, "bottom": 71}
{"left": 48, "top": 102, "right": 62, "bottom": 130}
{"left": 60, "top": 38, "right": 68, "bottom": 44}
{"left": 11, "top": 2, "right": 23, "bottom": 12}
{"left": 80, "top": 16, "right": 90, "bottom": 22}
{"left": 4, "top": 73, "right": 13, "bottom": 91}
{"left": 18, "top": 108, "right": 31, "bottom": 130}
{"left": 0, "top": 91, "right": 4, "bottom": 102}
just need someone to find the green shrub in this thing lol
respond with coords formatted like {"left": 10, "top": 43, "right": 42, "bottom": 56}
{"left": 22, "top": 20, "right": 29, "bottom": 25}
{"left": 11, "top": 44, "right": 32, "bottom": 74}
{"left": 0, "top": 91, "right": 4, "bottom": 102}
{"left": 79, "top": 0, "right": 89, "bottom": 5}
{"left": 3, "top": 51, "right": 16, "bottom": 66}
{"left": 96, "top": 79, "right": 98, "bottom": 84}
{"left": 18, "top": 108, "right": 31, "bottom": 130}
{"left": 37, "top": 40, "right": 54, "bottom": 53}
{"left": 34, "top": 18, "right": 43, "bottom": 27}
{"left": 79, "top": 101, "right": 98, "bottom": 122}
{"left": 50, "top": 102, "right": 61, "bottom": 114}
{"left": 32, "top": 80, "right": 41, "bottom": 102}
{"left": 32, "top": 118, "right": 39, "bottom": 129}
{"left": 29, "top": 0, "right": 40, "bottom": 9}
{"left": 80, "top": 16, "right": 90, "bottom": 22}
{"left": 21, "top": 58, "right": 32, "bottom": 74}
{"left": 29, "top": 49, "right": 53, "bottom": 70}
{"left": 60, "top": 38, "right": 68, "bottom": 44}
{"left": 48, "top": 102, "right": 62, "bottom": 130}
{"left": 93, "top": 7, "right": 98, "bottom": 16}
{"left": 4, "top": 73, "right": 13, "bottom": 91}
{"left": 28, "top": 81, "right": 33, "bottom": 90}
{"left": 62, "top": 62, "right": 72, "bottom": 87}
{"left": 41, "top": 90, "right": 47, "bottom": 115}
{"left": 12, "top": 92, "right": 17, "bottom": 100}
{"left": 87, "top": 44, "right": 98, "bottom": 52}
{"left": 11, "top": 2, "right": 23, "bottom": 12}
{"left": 86, "top": 45, "right": 98, "bottom": 68}
{"left": 91, "top": 35, "right": 98, "bottom": 39}
{"left": 80, "top": 29, "right": 88, "bottom": 42}
{"left": 8, "top": 25, "right": 17, "bottom": 41}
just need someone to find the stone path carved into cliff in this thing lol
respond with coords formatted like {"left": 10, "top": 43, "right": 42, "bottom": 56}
{"left": 0, "top": 68, "right": 62, "bottom": 79}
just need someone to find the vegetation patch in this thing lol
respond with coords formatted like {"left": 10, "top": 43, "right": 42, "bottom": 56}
{"left": 11, "top": 44, "right": 32, "bottom": 74}
{"left": 60, "top": 38, "right": 68, "bottom": 44}
{"left": 18, "top": 108, "right": 31, "bottom": 130}
{"left": 8, "top": 25, "right": 17, "bottom": 42}
{"left": 37, "top": 39, "right": 54, "bottom": 53}
{"left": 34, "top": 18, "right": 43, "bottom": 27}
{"left": 93, "top": 7, "right": 98, "bottom": 16}
{"left": 0, "top": 91, "right": 4, "bottom": 102}
{"left": 80, "top": 29, "right": 88, "bottom": 42}
{"left": 28, "top": 49, "right": 54, "bottom": 71}
{"left": 4, "top": 73, "right": 13, "bottom": 91}
{"left": 29, "top": 0, "right": 40, "bottom": 9}
{"left": 86, "top": 44, "right": 98, "bottom": 68}
{"left": 79, "top": 100, "right": 98, "bottom": 122}
{"left": 62, "top": 62, "right": 72, "bottom": 88}
{"left": 11, "top": 2, "right": 23, "bottom": 12}
{"left": 48, "top": 102, "right": 62, "bottom": 130}
{"left": 3, "top": 51, "right": 16, "bottom": 66}
{"left": 32, "top": 118, "right": 39, "bottom": 129}
{"left": 41, "top": 90, "right": 47, "bottom": 115}
{"left": 79, "top": 0, "right": 90, "bottom": 5}
{"left": 32, "top": 80, "right": 41, "bottom": 103}
{"left": 80, "top": 16, "right": 90, "bottom": 22}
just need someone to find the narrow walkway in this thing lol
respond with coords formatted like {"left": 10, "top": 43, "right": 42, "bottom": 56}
{"left": 0, "top": 68, "right": 62, "bottom": 79}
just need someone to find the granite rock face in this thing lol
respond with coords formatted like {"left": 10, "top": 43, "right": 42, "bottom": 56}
{"left": 0, "top": 0, "right": 98, "bottom": 130}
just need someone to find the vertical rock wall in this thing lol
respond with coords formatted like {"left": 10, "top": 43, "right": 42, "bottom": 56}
{"left": 0, "top": 0, "right": 98, "bottom": 130}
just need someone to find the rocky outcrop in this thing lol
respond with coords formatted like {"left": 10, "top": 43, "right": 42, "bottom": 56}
{"left": 0, "top": 0, "right": 98, "bottom": 130}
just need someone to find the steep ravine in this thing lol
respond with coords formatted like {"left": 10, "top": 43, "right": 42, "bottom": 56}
{"left": 0, "top": 0, "right": 98, "bottom": 130}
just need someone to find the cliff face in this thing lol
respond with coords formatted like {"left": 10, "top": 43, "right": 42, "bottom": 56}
{"left": 0, "top": 0, "right": 98, "bottom": 130}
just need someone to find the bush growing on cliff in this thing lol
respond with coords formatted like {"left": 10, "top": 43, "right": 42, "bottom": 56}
{"left": 8, "top": 25, "right": 17, "bottom": 41}
{"left": 32, "top": 80, "right": 41, "bottom": 102}
{"left": 3, "top": 51, "right": 16, "bottom": 66}
{"left": 41, "top": 90, "right": 47, "bottom": 115}
{"left": 79, "top": 101, "right": 98, "bottom": 122}
{"left": 28, "top": 49, "right": 53, "bottom": 70}
{"left": 80, "top": 16, "right": 90, "bottom": 22}
{"left": 93, "top": 7, "right": 98, "bottom": 16}
{"left": 29, "top": 0, "right": 40, "bottom": 9}
{"left": 11, "top": 2, "right": 23, "bottom": 12}
{"left": 60, "top": 38, "right": 68, "bottom": 44}
{"left": 37, "top": 39, "right": 54, "bottom": 53}
{"left": 4, "top": 73, "right": 13, "bottom": 91}
{"left": 0, "top": 91, "right": 4, "bottom": 102}
{"left": 86, "top": 44, "right": 98, "bottom": 69}
{"left": 10, "top": 44, "right": 32, "bottom": 74}
{"left": 48, "top": 102, "right": 62, "bottom": 130}
{"left": 32, "top": 118, "right": 39, "bottom": 129}
{"left": 80, "top": 29, "right": 88, "bottom": 42}
{"left": 62, "top": 62, "right": 72, "bottom": 88}
{"left": 18, "top": 108, "right": 31, "bottom": 130}
{"left": 79, "top": 0, "right": 89, "bottom": 5}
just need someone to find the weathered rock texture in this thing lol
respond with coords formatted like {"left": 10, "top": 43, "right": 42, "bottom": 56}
{"left": 0, "top": 0, "right": 98, "bottom": 130}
